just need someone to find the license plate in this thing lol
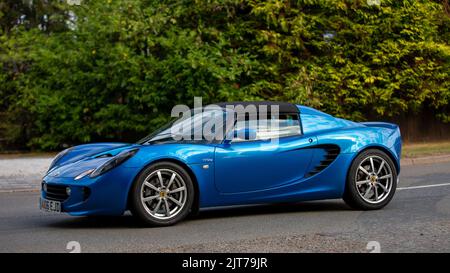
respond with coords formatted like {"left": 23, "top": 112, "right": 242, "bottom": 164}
{"left": 40, "top": 198, "right": 61, "bottom": 213}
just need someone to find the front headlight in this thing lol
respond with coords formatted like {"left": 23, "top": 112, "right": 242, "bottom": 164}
{"left": 74, "top": 169, "right": 95, "bottom": 181}
{"left": 89, "top": 148, "right": 139, "bottom": 178}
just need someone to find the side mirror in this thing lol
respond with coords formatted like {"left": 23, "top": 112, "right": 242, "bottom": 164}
{"left": 223, "top": 130, "right": 234, "bottom": 145}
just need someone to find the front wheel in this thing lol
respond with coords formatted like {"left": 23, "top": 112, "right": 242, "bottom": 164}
{"left": 130, "top": 162, "right": 194, "bottom": 226}
{"left": 343, "top": 149, "right": 397, "bottom": 210}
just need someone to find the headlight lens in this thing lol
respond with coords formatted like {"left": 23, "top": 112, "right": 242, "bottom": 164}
{"left": 89, "top": 148, "right": 139, "bottom": 178}
{"left": 74, "top": 169, "right": 94, "bottom": 181}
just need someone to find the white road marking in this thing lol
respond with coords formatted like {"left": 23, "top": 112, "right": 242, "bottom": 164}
{"left": 398, "top": 182, "right": 450, "bottom": 191}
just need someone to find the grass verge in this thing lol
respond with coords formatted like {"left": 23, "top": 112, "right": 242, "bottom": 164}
{"left": 403, "top": 141, "right": 450, "bottom": 158}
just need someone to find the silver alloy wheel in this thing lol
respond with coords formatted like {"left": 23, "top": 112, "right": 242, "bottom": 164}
{"left": 355, "top": 155, "right": 393, "bottom": 204}
{"left": 140, "top": 169, "right": 187, "bottom": 220}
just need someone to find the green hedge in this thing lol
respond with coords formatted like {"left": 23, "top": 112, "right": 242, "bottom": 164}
{"left": 1, "top": 0, "right": 449, "bottom": 150}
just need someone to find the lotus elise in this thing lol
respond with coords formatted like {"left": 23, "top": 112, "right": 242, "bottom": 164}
{"left": 40, "top": 101, "right": 402, "bottom": 226}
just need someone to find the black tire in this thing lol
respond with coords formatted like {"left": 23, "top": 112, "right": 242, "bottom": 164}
{"left": 130, "top": 162, "right": 195, "bottom": 226}
{"left": 343, "top": 149, "right": 397, "bottom": 210}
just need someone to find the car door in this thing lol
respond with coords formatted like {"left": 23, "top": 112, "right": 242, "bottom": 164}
{"left": 214, "top": 113, "right": 317, "bottom": 194}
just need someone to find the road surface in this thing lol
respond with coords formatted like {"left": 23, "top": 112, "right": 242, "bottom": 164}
{"left": 0, "top": 160, "right": 449, "bottom": 252}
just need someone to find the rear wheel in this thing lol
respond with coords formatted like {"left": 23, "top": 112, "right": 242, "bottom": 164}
{"left": 343, "top": 149, "right": 397, "bottom": 210}
{"left": 130, "top": 162, "right": 194, "bottom": 226}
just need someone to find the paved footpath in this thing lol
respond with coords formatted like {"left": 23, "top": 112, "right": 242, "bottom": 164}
{"left": 0, "top": 157, "right": 52, "bottom": 191}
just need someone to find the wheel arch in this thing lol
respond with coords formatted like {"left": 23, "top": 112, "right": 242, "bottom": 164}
{"left": 350, "top": 145, "right": 400, "bottom": 175}
{"left": 126, "top": 158, "right": 200, "bottom": 216}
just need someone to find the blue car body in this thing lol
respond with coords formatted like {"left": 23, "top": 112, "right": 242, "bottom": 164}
{"left": 42, "top": 105, "right": 402, "bottom": 216}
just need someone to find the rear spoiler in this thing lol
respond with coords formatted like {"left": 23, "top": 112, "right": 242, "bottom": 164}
{"left": 360, "top": 122, "right": 399, "bottom": 130}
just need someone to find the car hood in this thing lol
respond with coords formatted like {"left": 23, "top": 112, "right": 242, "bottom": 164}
{"left": 46, "top": 156, "right": 113, "bottom": 178}
{"left": 46, "top": 142, "right": 138, "bottom": 177}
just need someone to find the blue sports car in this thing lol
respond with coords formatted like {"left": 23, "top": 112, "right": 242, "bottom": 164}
{"left": 40, "top": 101, "right": 402, "bottom": 226}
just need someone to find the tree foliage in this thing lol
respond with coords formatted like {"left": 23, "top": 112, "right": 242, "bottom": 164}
{"left": 1, "top": 0, "right": 449, "bottom": 150}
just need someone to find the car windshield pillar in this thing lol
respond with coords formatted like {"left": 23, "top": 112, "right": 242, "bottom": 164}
{"left": 140, "top": 108, "right": 232, "bottom": 145}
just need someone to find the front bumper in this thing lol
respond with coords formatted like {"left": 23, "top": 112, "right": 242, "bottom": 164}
{"left": 41, "top": 166, "right": 138, "bottom": 216}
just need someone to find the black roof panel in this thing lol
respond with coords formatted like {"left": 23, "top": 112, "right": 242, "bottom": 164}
{"left": 212, "top": 101, "right": 299, "bottom": 113}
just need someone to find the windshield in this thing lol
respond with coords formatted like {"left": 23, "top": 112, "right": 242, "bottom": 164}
{"left": 138, "top": 108, "right": 231, "bottom": 145}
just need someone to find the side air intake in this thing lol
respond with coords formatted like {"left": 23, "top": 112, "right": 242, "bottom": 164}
{"left": 305, "top": 145, "right": 340, "bottom": 177}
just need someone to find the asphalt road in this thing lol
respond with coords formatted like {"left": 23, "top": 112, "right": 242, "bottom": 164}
{"left": 0, "top": 161, "right": 449, "bottom": 253}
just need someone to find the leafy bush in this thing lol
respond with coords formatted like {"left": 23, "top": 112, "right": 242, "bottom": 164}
{"left": 1, "top": 0, "right": 449, "bottom": 150}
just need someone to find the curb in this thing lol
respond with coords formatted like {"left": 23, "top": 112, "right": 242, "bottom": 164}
{"left": 401, "top": 154, "right": 450, "bottom": 166}
{"left": 0, "top": 188, "right": 40, "bottom": 193}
